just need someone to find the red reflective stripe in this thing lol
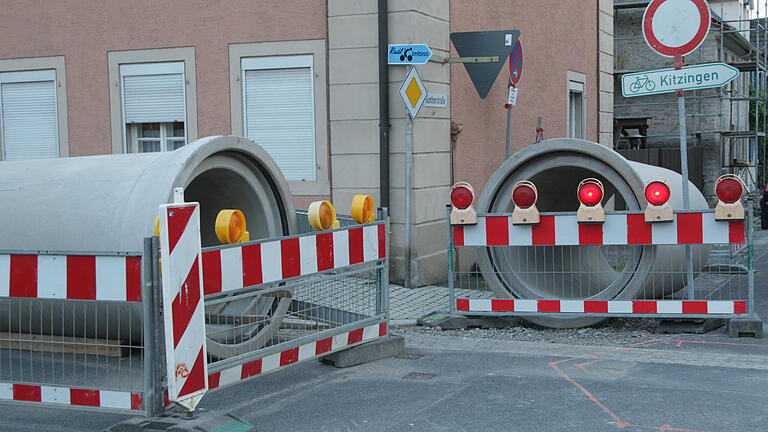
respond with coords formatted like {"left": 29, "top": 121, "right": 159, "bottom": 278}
{"left": 67, "top": 255, "right": 96, "bottom": 300}
{"left": 281, "top": 238, "right": 301, "bottom": 279}
{"left": 584, "top": 301, "right": 608, "bottom": 313}
{"left": 578, "top": 224, "right": 603, "bottom": 245}
{"left": 13, "top": 384, "right": 41, "bottom": 402}
{"left": 70, "top": 388, "right": 100, "bottom": 407}
{"left": 729, "top": 220, "right": 745, "bottom": 244}
{"left": 348, "top": 228, "right": 364, "bottom": 264}
{"left": 201, "top": 250, "right": 222, "bottom": 295}
{"left": 241, "top": 243, "right": 263, "bottom": 287}
{"left": 453, "top": 226, "right": 465, "bottom": 246}
{"left": 379, "top": 322, "right": 388, "bottom": 336}
{"left": 378, "top": 224, "right": 386, "bottom": 259}
{"left": 280, "top": 347, "right": 299, "bottom": 366}
{"left": 207, "top": 372, "right": 221, "bottom": 390}
{"left": 485, "top": 216, "right": 509, "bottom": 246}
{"left": 627, "top": 214, "right": 652, "bottom": 244}
{"left": 241, "top": 359, "right": 262, "bottom": 379}
{"left": 348, "top": 328, "right": 364, "bottom": 345}
{"left": 131, "top": 392, "right": 143, "bottom": 410}
{"left": 10, "top": 255, "right": 37, "bottom": 298}
{"left": 538, "top": 300, "right": 560, "bottom": 313}
{"left": 492, "top": 299, "right": 515, "bottom": 312}
{"left": 677, "top": 213, "right": 703, "bottom": 244}
{"left": 172, "top": 259, "right": 201, "bottom": 348}
{"left": 456, "top": 298, "right": 470, "bottom": 311}
{"left": 125, "top": 257, "right": 142, "bottom": 301}
{"left": 316, "top": 337, "right": 333, "bottom": 355}
{"left": 532, "top": 215, "right": 555, "bottom": 245}
{"left": 632, "top": 301, "right": 657, "bottom": 314}
{"left": 734, "top": 301, "right": 747, "bottom": 314}
{"left": 166, "top": 206, "right": 195, "bottom": 255}
{"left": 682, "top": 301, "right": 707, "bottom": 314}
{"left": 316, "top": 233, "right": 334, "bottom": 272}
{"left": 177, "top": 347, "right": 206, "bottom": 398}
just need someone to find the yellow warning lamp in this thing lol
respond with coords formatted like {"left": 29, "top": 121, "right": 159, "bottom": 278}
{"left": 449, "top": 182, "right": 477, "bottom": 225}
{"left": 714, "top": 174, "right": 745, "bottom": 221}
{"left": 511, "top": 180, "right": 540, "bottom": 225}
{"left": 644, "top": 179, "right": 673, "bottom": 223}
{"left": 308, "top": 200, "right": 340, "bottom": 231}
{"left": 576, "top": 178, "right": 605, "bottom": 223}
{"left": 215, "top": 209, "right": 250, "bottom": 244}
{"left": 351, "top": 195, "right": 375, "bottom": 224}
{"left": 154, "top": 215, "right": 160, "bottom": 237}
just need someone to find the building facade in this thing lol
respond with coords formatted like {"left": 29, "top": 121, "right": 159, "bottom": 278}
{"left": 0, "top": 0, "right": 611, "bottom": 286}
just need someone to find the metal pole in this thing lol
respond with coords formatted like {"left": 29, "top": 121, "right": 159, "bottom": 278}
{"left": 747, "top": 196, "right": 756, "bottom": 317}
{"left": 446, "top": 205, "right": 455, "bottom": 314}
{"left": 505, "top": 83, "right": 513, "bottom": 159}
{"left": 381, "top": 207, "right": 390, "bottom": 324}
{"left": 679, "top": 89, "right": 696, "bottom": 298}
{"left": 405, "top": 96, "right": 414, "bottom": 288}
{"left": 150, "top": 236, "right": 164, "bottom": 415}
{"left": 142, "top": 238, "right": 157, "bottom": 418}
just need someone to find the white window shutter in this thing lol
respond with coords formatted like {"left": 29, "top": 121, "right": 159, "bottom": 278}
{"left": 1, "top": 80, "right": 59, "bottom": 160}
{"left": 243, "top": 67, "right": 316, "bottom": 182}
{"left": 122, "top": 73, "right": 185, "bottom": 124}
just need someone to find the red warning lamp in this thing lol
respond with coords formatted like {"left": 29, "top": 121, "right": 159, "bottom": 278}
{"left": 644, "top": 180, "right": 673, "bottom": 222}
{"left": 450, "top": 182, "right": 477, "bottom": 225}
{"left": 576, "top": 178, "right": 605, "bottom": 223}
{"left": 511, "top": 180, "right": 540, "bottom": 225}
{"left": 714, "top": 174, "right": 745, "bottom": 221}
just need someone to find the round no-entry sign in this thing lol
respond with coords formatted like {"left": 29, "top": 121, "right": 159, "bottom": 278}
{"left": 643, "top": 0, "right": 710, "bottom": 58}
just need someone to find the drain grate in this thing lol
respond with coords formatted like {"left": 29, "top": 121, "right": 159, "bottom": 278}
{"left": 395, "top": 352, "right": 425, "bottom": 360}
{"left": 402, "top": 372, "right": 436, "bottom": 380}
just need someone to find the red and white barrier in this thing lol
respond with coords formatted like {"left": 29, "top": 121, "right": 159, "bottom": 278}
{"left": 453, "top": 213, "right": 744, "bottom": 247}
{"left": 159, "top": 203, "right": 208, "bottom": 411}
{"left": 0, "top": 383, "right": 142, "bottom": 411}
{"left": 202, "top": 224, "right": 386, "bottom": 295}
{"left": 457, "top": 299, "right": 747, "bottom": 315}
{"left": 0, "top": 254, "right": 141, "bottom": 301}
{"left": 208, "top": 322, "right": 387, "bottom": 391}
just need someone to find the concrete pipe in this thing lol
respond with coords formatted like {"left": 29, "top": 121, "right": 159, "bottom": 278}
{"left": 476, "top": 138, "right": 709, "bottom": 328}
{"left": 0, "top": 136, "right": 297, "bottom": 358}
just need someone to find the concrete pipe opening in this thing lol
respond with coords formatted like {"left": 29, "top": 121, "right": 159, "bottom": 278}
{"left": 0, "top": 136, "right": 297, "bottom": 358}
{"left": 475, "top": 138, "right": 708, "bottom": 328}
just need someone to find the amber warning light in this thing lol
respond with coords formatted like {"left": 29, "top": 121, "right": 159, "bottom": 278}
{"left": 450, "top": 182, "right": 477, "bottom": 225}
{"left": 644, "top": 180, "right": 673, "bottom": 222}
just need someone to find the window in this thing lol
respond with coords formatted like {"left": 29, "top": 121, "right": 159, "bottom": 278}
{"left": 241, "top": 56, "right": 315, "bottom": 181}
{"left": 120, "top": 62, "right": 186, "bottom": 153}
{"left": 0, "top": 56, "right": 68, "bottom": 160}
{"left": 108, "top": 47, "right": 197, "bottom": 154}
{"left": 229, "top": 40, "right": 329, "bottom": 196}
{"left": 567, "top": 71, "right": 587, "bottom": 139}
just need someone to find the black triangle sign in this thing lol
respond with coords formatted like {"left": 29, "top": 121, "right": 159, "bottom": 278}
{"left": 450, "top": 30, "right": 520, "bottom": 99}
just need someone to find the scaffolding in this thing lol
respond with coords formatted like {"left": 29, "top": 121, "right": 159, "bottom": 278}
{"left": 613, "top": 0, "right": 768, "bottom": 202}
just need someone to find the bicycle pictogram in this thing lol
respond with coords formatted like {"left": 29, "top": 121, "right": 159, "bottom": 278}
{"left": 629, "top": 75, "right": 656, "bottom": 93}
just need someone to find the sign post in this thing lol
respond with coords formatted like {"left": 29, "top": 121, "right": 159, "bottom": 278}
{"left": 505, "top": 39, "right": 523, "bottom": 160}
{"left": 642, "top": 0, "right": 712, "bottom": 298}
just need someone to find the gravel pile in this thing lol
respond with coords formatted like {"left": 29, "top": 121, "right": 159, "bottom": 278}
{"left": 391, "top": 317, "right": 664, "bottom": 347}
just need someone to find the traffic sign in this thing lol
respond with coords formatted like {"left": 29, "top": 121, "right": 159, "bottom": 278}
{"left": 450, "top": 30, "right": 520, "bottom": 99}
{"left": 399, "top": 67, "right": 427, "bottom": 118}
{"left": 508, "top": 39, "right": 523, "bottom": 87}
{"left": 621, "top": 62, "right": 738, "bottom": 97}
{"left": 388, "top": 44, "right": 433, "bottom": 65}
{"left": 643, "top": 0, "right": 710, "bottom": 58}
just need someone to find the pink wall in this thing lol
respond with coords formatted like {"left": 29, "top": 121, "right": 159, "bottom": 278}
{"left": 450, "top": 0, "right": 599, "bottom": 195}
{"left": 0, "top": 0, "right": 326, "bottom": 156}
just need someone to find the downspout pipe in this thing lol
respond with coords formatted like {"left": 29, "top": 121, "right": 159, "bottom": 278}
{"left": 378, "top": 0, "right": 390, "bottom": 208}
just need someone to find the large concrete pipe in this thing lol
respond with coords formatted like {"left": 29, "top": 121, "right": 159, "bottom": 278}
{"left": 476, "top": 138, "right": 709, "bottom": 328}
{"left": 0, "top": 136, "right": 297, "bottom": 358}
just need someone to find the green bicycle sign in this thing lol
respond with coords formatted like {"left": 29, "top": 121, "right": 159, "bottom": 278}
{"left": 621, "top": 63, "right": 738, "bottom": 97}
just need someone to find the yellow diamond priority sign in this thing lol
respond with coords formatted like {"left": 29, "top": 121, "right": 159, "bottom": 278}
{"left": 399, "top": 66, "right": 427, "bottom": 119}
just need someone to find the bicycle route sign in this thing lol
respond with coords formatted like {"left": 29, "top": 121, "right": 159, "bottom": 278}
{"left": 388, "top": 44, "right": 433, "bottom": 65}
{"left": 621, "top": 62, "right": 738, "bottom": 97}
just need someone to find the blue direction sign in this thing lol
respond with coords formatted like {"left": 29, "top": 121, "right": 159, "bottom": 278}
{"left": 388, "top": 44, "right": 433, "bottom": 65}
{"left": 508, "top": 39, "right": 523, "bottom": 87}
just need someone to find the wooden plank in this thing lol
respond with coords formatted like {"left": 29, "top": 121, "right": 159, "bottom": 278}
{"left": 0, "top": 332, "right": 127, "bottom": 357}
